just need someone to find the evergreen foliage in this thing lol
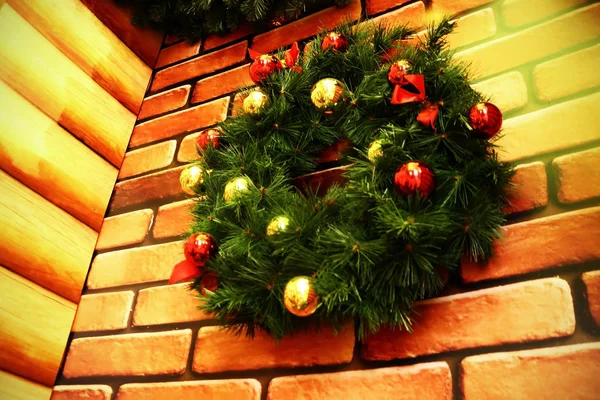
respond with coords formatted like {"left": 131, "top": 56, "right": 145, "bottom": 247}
{"left": 121, "top": 0, "right": 351, "bottom": 42}
{"left": 190, "top": 19, "right": 514, "bottom": 339}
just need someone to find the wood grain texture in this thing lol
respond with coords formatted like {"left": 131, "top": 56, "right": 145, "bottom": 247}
{"left": 0, "top": 80, "right": 118, "bottom": 231}
{"left": 0, "top": 5, "right": 135, "bottom": 167}
{"left": 0, "top": 266, "right": 76, "bottom": 386}
{"left": 0, "top": 170, "right": 97, "bottom": 302}
{"left": 8, "top": 0, "right": 152, "bottom": 113}
{"left": 0, "top": 370, "right": 52, "bottom": 400}
{"left": 81, "top": 0, "right": 162, "bottom": 67}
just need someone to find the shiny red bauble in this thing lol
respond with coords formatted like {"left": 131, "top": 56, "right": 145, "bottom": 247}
{"left": 201, "top": 271, "right": 219, "bottom": 295}
{"left": 468, "top": 102, "right": 503, "bottom": 139}
{"left": 388, "top": 59, "right": 412, "bottom": 86}
{"left": 321, "top": 32, "right": 348, "bottom": 52}
{"left": 195, "top": 128, "right": 220, "bottom": 153}
{"left": 394, "top": 161, "right": 435, "bottom": 198}
{"left": 184, "top": 233, "right": 218, "bottom": 265}
{"left": 249, "top": 54, "right": 283, "bottom": 84}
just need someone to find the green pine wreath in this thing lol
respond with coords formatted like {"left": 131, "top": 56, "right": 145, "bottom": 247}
{"left": 182, "top": 19, "right": 514, "bottom": 340}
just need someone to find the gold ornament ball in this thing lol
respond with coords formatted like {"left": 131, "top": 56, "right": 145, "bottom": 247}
{"left": 311, "top": 78, "right": 348, "bottom": 115}
{"left": 283, "top": 276, "right": 319, "bottom": 317}
{"left": 266, "top": 215, "right": 290, "bottom": 236}
{"left": 367, "top": 140, "right": 384, "bottom": 162}
{"left": 243, "top": 89, "right": 269, "bottom": 114}
{"left": 180, "top": 164, "right": 205, "bottom": 195}
{"left": 223, "top": 176, "right": 251, "bottom": 202}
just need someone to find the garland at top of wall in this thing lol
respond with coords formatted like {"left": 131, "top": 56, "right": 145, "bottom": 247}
{"left": 120, "top": 0, "right": 352, "bottom": 42}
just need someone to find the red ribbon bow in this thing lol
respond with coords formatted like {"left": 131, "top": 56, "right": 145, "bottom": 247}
{"left": 248, "top": 42, "right": 300, "bottom": 70}
{"left": 391, "top": 74, "right": 426, "bottom": 105}
{"left": 169, "top": 260, "right": 204, "bottom": 284}
{"left": 417, "top": 101, "right": 440, "bottom": 131}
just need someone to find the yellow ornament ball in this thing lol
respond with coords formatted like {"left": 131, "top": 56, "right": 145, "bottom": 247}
{"left": 223, "top": 176, "right": 251, "bottom": 202}
{"left": 367, "top": 140, "right": 384, "bottom": 162}
{"left": 243, "top": 89, "right": 269, "bottom": 114}
{"left": 266, "top": 215, "right": 290, "bottom": 236}
{"left": 310, "top": 78, "right": 348, "bottom": 115}
{"left": 180, "top": 164, "right": 205, "bottom": 195}
{"left": 284, "top": 276, "right": 319, "bottom": 317}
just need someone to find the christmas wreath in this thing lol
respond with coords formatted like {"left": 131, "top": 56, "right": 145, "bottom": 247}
{"left": 171, "top": 19, "right": 514, "bottom": 339}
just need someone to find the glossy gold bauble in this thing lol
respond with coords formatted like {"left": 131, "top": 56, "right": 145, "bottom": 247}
{"left": 180, "top": 164, "right": 205, "bottom": 195}
{"left": 310, "top": 78, "right": 348, "bottom": 115}
{"left": 243, "top": 89, "right": 269, "bottom": 114}
{"left": 266, "top": 215, "right": 290, "bottom": 236}
{"left": 223, "top": 176, "right": 251, "bottom": 202}
{"left": 367, "top": 140, "right": 384, "bottom": 162}
{"left": 283, "top": 276, "right": 319, "bottom": 317}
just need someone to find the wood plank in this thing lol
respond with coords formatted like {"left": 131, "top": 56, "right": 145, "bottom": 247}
{"left": 0, "top": 267, "right": 76, "bottom": 387}
{"left": 0, "top": 80, "right": 118, "bottom": 231}
{"left": 81, "top": 0, "right": 163, "bottom": 67}
{"left": 8, "top": 0, "right": 152, "bottom": 113}
{"left": 0, "top": 5, "right": 135, "bottom": 167}
{"left": 0, "top": 170, "right": 97, "bottom": 302}
{"left": 0, "top": 370, "right": 51, "bottom": 400}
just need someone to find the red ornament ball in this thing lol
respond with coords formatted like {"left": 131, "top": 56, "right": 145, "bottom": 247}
{"left": 195, "top": 128, "right": 220, "bottom": 153}
{"left": 388, "top": 59, "right": 412, "bottom": 86}
{"left": 469, "top": 102, "right": 503, "bottom": 139}
{"left": 249, "top": 54, "right": 283, "bottom": 84}
{"left": 201, "top": 271, "right": 219, "bottom": 295}
{"left": 321, "top": 32, "right": 348, "bottom": 52}
{"left": 394, "top": 161, "right": 435, "bottom": 198}
{"left": 184, "top": 233, "right": 218, "bottom": 265}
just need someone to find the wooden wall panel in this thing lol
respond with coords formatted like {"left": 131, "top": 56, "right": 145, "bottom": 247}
{"left": 0, "top": 267, "right": 76, "bottom": 387}
{"left": 0, "top": 80, "right": 118, "bottom": 231}
{"left": 0, "top": 370, "right": 51, "bottom": 400}
{"left": 0, "top": 170, "right": 97, "bottom": 303}
{"left": 0, "top": 4, "right": 135, "bottom": 167}
{"left": 8, "top": 0, "right": 152, "bottom": 113}
{"left": 81, "top": 0, "right": 163, "bottom": 67}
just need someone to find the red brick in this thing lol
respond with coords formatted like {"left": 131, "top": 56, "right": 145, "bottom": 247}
{"left": 72, "top": 291, "right": 134, "bottom": 332}
{"left": 365, "top": 2, "right": 426, "bottom": 30}
{"left": 118, "top": 141, "right": 177, "bottom": 180}
{"left": 231, "top": 91, "right": 247, "bottom": 117}
{"left": 447, "top": 8, "right": 497, "bottom": 50}
{"left": 178, "top": 132, "right": 201, "bottom": 163}
{"left": 191, "top": 64, "right": 254, "bottom": 104}
{"left": 362, "top": 278, "right": 575, "bottom": 361}
{"left": 164, "top": 35, "right": 183, "bottom": 46}
{"left": 251, "top": 0, "right": 362, "bottom": 53}
{"left": 430, "top": 0, "right": 495, "bottom": 17}
{"left": 193, "top": 323, "right": 354, "bottom": 373}
{"left": 138, "top": 85, "right": 190, "bottom": 121}
{"left": 51, "top": 385, "right": 113, "bottom": 400}
{"left": 151, "top": 42, "right": 248, "bottom": 91}
{"left": 87, "top": 241, "right": 183, "bottom": 289}
{"left": 110, "top": 166, "right": 190, "bottom": 212}
{"left": 461, "top": 207, "right": 600, "bottom": 283}
{"left": 502, "top": 0, "right": 588, "bottom": 28}
{"left": 471, "top": 71, "right": 528, "bottom": 114}
{"left": 62, "top": 330, "right": 192, "bottom": 378}
{"left": 117, "top": 379, "right": 261, "bottom": 400}
{"left": 268, "top": 363, "right": 451, "bottom": 400}
{"left": 153, "top": 199, "right": 195, "bottom": 239}
{"left": 582, "top": 271, "right": 600, "bottom": 327}
{"left": 133, "top": 282, "right": 210, "bottom": 326}
{"left": 155, "top": 41, "right": 200, "bottom": 69}
{"left": 204, "top": 23, "right": 254, "bottom": 51}
{"left": 130, "top": 97, "right": 229, "bottom": 147}
{"left": 460, "top": 343, "right": 600, "bottom": 400}
{"left": 498, "top": 92, "right": 600, "bottom": 163}
{"left": 505, "top": 161, "right": 548, "bottom": 214}
{"left": 95, "top": 209, "right": 153, "bottom": 250}
{"left": 553, "top": 147, "right": 600, "bottom": 204}
{"left": 366, "top": 0, "right": 411, "bottom": 15}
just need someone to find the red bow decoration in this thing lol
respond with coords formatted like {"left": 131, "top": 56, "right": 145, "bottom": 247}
{"left": 391, "top": 74, "right": 426, "bottom": 105}
{"left": 169, "top": 259, "right": 204, "bottom": 284}
{"left": 248, "top": 42, "right": 300, "bottom": 69}
{"left": 417, "top": 101, "right": 440, "bottom": 131}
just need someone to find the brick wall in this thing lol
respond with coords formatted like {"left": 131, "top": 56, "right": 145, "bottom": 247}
{"left": 54, "top": 1, "right": 600, "bottom": 399}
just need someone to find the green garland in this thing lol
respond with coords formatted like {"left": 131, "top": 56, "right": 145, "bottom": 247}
{"left": 122, "top": 0, "right": 352, "bottom": 42}
{"left": 187, "top": 19, "right": 514, "bottom": 339}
